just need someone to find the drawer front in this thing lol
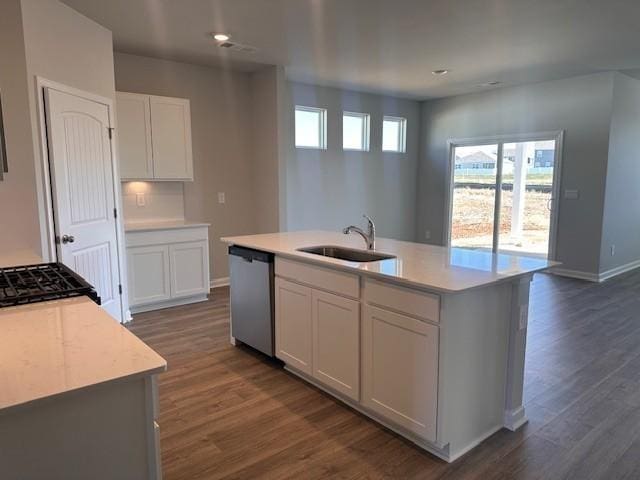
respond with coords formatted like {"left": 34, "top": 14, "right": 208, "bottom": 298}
{"left": 364, "top": 278, "right": 440, "bottom": 323}
{"left": 275, "top": 257, "right": 359, "bottom": 299}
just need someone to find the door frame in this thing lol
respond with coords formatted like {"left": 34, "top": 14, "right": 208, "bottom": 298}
{"left": 34, "top": 77, "right": 130, "bottom": 322}
{"left": 443, "top": 130, "right": 564, "bottom": 260}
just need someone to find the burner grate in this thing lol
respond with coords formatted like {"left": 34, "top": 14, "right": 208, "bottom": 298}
{"left": 0, "top": 263, "right": 100, "bottom": 308}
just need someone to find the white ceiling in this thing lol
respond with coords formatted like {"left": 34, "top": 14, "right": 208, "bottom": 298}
{"left": 62, "top": 0, "right": 640, "bottom": 99}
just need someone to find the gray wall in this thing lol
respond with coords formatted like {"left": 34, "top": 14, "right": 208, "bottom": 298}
{"left": 0, "top": 0, "right": 40, "bottom": 256}
{"left": 282, "top": 82, "right": 421, "bottom": 241}
{"left": 114, "top": 52, "right": 257, "bottom": 280}
{"left": 249, "top": 66, "right": 282, "bottom": 234}
{"left": 417, "top": 72, "right": 616, "bottom": 275}
{"left": 600, "top": 73, "right": 640, "bottom": 272}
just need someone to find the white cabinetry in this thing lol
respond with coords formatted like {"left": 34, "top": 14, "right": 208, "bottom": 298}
{"left": 115, "top": 92, "right": 153, "bottom": 179}
{"left": 126, "top": 225, "right": 209, "bottom": 313}
{"left": 127, "top": 245, "right": 171, "bottom": 306}
{"left": 362, "top": 305, "right": 438, "bottom": 442}
{"left": 116, "top": 92, "right": 193, "bottom": 181}
{"left": 275, "top": 278, "right": 313, "bottom": 374}
{"left": 273, "top": 257, "right": 440, "bottom": 450}
{"left": 169, "top": 241, "right": 209, "bottom": 298}
{"left": 312, "top": 290, "right": 360, "bottom": 400}
{"left": 275, "top": 260, "right": 360, "bottom": 398}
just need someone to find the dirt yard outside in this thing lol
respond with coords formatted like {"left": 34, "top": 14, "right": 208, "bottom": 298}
{"left": 451, "top": 186, "right": 551, "bottom": 255}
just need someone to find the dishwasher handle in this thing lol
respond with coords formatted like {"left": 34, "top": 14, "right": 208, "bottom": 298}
{"left": 228, "top": 245, "right": 274, "bottom": 264}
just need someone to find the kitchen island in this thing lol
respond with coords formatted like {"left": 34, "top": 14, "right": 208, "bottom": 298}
{"left": 222, "top": 231, "right": 555, "bottom": 462}
{"left": 0, "top": 297, "right": 166, "bottom": 480}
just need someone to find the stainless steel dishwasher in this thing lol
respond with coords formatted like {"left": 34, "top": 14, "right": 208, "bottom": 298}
{"left": 228, "top": 246, "right": 275, "bottom": 356}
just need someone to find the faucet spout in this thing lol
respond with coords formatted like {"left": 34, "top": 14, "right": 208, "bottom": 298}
{"left": 342, "top": 214, "right": 376, "bottom": 250}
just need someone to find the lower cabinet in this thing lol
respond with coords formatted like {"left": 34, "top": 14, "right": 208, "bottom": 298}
{"left": 169, "top": 241, "right": 209, "bottom": 299}
{"left": 275, "top": 278, "right": 313, "bottom": 374}
{"left": 312, "top": 290, "right": 360, "bottom": 401}
{"left": 127, "top": 245, "right": 171, "bottom": 306}
{"left": 274, "top": 258, "right": 439, "bottom": 446}
{"left": 362, "top": 305, "right": 439, "bottom": 442}
{"left": 126, "top": 226, "right": 210, "bottom": 313}
{"left": 275, "top": 279, "right": 360, "bottom": 400}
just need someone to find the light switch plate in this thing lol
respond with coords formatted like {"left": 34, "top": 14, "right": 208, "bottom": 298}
{"left": 564, "top": 189, "right": 579, "bottom": 200}
{"left": 218, "top": 192, "right": 226, "bottom": 204}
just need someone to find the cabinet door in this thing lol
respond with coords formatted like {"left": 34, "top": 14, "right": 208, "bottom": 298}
{"left": 115, "top": 92, "right": 153, "bottom": 180}
{"left": 312, "top": 290, "right": 360, "bottom": 401}
{"left": 127, "top": 245, "right": 170, "bottom": 307}
{"left": 362, "top": 305, "right": 439, "bottom": 442}
{"left": 149, "top": 96, "right": 193, "bottom": 180}
{"left": 275, "top": 278, "right": 312, "bottom": 374}
{"left": 168, "top": 240, "right": 209, "bottom": 298}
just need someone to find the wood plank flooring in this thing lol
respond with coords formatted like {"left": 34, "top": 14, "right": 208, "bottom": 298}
{"left": 128, "top": 272, "right": 640, "bottom": 479}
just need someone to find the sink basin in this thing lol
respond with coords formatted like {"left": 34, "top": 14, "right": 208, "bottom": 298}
{"left": 297, "top": 245, "right": 396, "bottom": 262}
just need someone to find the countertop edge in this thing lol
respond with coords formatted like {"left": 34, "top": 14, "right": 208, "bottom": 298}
{"left": 0, "top": 363, "right": 167, "bottom": 417}
{"left": 221, "top": 237, "right": 554, "bottom": 294}
{"left": 125, "top": 222, "right": 210, "bottom": 233}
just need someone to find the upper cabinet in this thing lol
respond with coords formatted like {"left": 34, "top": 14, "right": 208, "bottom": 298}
{"left": 116, "top": 92, "right": 193, "bottom": 181}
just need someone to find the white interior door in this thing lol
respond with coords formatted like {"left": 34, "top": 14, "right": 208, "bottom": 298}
{"left": 45, "top": 88, "right": 123, "bottom": 321}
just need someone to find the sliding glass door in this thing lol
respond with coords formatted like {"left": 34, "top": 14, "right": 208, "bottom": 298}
{"left": 449, "top": 137, "right": 558, "bottom": 258}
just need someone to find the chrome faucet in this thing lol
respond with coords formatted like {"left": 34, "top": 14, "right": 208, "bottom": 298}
{"left": 343, "top": 214, "right": 376, "bottom": 250}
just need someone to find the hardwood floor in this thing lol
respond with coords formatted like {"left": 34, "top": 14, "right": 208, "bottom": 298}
{"left": 128, "top": 272, "right": 640, "bottom": 479}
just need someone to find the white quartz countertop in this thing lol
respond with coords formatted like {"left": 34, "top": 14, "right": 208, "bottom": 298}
{"left": 0, "top": 297, "right": 166, "bottom": 414}
{"left": 124, "top": 220, "right": 210, "bottom": 232}
{"left": 221, "top": 231, "right": 557, "bottom": 293}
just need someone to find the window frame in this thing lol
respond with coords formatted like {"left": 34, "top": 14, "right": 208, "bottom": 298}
{"left": 295, "top": 105, "right": 327, "bottom": 150}
{"left": 382, "top": 115, "right": 407, "bottom": 153}
{"left": 342, "top": 111, "right": 370, "bottom": 152}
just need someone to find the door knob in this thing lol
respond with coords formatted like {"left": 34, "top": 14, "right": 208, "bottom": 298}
{"left": 61, "top": 234, "right": 75, "bottom": 244}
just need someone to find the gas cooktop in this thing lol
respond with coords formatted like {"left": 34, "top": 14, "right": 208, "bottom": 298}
{"left": 0, "top": 263, "right": 100, "bottom": 308}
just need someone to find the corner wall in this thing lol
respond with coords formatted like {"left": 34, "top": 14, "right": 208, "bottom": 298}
{"left": 281, "top": 82, "right": 421, "bottom": 241}
{"left": 417, "top": 72, "right": 615, "bottom": 276}
{"left": 599, "top": 73, "right": 640, "bottom": 276}
{"left": 0, "top": 0, "right": 40, "bottom": 256}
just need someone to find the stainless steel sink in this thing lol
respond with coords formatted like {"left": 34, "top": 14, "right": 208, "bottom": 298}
{"left": 297, "top": 245, "right": 396, "bottom": 262}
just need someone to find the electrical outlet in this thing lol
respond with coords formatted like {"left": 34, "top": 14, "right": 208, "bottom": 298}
{"left": 610, "top": 245, "right": 616, "bottom": 256}
{"left": 217, "top": 192, "right": 226, "bottom": 204}
{"left": 425, "top": 230, "right": 431, "bottom": 240}
{"left": 136, "top": 192, "right": 145, "bottom": 207}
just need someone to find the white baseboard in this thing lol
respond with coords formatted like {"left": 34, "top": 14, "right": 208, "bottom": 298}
{"left": 130, "top": 295, "right": 208, "bottom": 314}
{"left": 210, "top": 277, "right": 230, "bottom": 288}
{"left": 552, "top": 259, "right": 640, "bottom": 283}
{"left": 598, "top": 259, "right": 640, "bottom": 282}
{"left": 551, "top": 268, "right": 599, "bottom": 282}
{"left": 503, "top": 406, "right": 528, "bottom": 431}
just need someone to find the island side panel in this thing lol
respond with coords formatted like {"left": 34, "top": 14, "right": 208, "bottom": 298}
{"left": 437, "top": 281, "right": 514, "bottom": 460}
{"left": 0, "top": 377, "right": 156, "bottom": 480}
{"left": 504, "top": 274, "right": 533, "bottom": 430}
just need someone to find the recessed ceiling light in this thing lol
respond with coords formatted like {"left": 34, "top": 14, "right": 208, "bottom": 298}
{"left": 478, "top": 81, "right": 501, "bottom": 87}
{"left": 212, "top": 33, "right": 230, "bottom": 42}
{"left": 432, "top": 69, "right": 449, "bottom": 76}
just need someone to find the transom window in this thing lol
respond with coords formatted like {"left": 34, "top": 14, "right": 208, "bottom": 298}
{"left": 295, "top": 106, "right": 327, "bottom": 149}
{"left": 382, "top": 116, "right": 407, "bottom": 153}
{"left": 343, "top": 112, "right": 370, "bottom": 151}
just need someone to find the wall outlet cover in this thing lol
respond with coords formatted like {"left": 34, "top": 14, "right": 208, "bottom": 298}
{"left": 136, "top": 192, "right": 145, "bottom": 207}
{"left": 217, "top": 192, "right": 226, "bottom": 204}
